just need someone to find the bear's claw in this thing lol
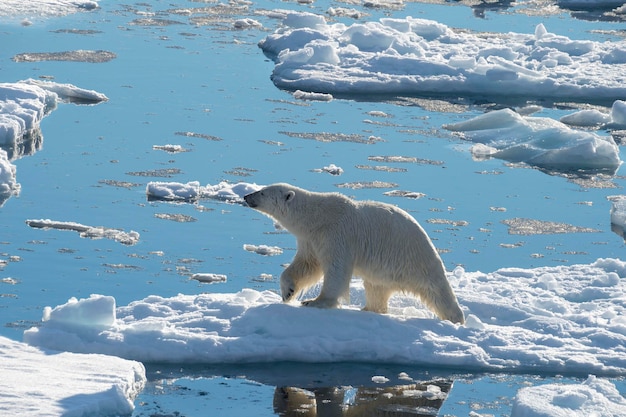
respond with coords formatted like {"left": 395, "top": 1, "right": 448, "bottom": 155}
{"left": 282, "top": 288, "right": 295, "bottom": 301}
{"left": 301, "top": 298, "right": 338, "bottom": 309}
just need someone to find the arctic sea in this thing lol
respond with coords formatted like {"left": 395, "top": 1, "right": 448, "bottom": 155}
{"left": 2, "top": 0, "right": 626, "bottom": 416}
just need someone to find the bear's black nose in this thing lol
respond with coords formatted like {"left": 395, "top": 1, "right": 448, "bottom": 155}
{"left": 243, "top": 194, "right": 257, "bottom": 208}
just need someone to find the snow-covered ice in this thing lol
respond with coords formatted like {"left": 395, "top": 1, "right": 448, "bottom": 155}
{"left": 0, "top": 80, "right": 107, "bottom": 207}
{"left": 146, "top": 180, "right": 261, "bottom": 203}
{"left": 511, "top": 375, "right": 626, "bottom": 417}
{"left": 259, "top": 13, "right": 626, "bottom": 103}
{"left": 444, "top": 108, "right": 621, "bottom": 174}
{"left": 23, "top": 258, "right": 626, "bottom": 377}
{"left": 0, "top": 335, "right": 145, "bottom": 417}
{"left": 0, "top": 80, "right": 107, "bottom": 150}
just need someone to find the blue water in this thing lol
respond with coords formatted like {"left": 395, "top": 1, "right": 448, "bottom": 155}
{"left": 1, "top": 0, "right": 626, "bottom": 415}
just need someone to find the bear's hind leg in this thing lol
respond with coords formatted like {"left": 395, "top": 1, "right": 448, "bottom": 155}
{"left": 301, "top": 263, "right": 351, "bottom": 309}
{"left": 362, "top": 281, "right": 392, "bottom": 314}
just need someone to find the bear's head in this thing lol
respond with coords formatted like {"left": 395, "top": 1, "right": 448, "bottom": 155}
{"left": 244, "top": 183, "right": 298, "bottom": 222}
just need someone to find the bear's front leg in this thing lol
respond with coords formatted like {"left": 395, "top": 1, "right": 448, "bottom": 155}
{"left": 280, "top": 251, "right": 322, "bottom": 302}
{"left": 301, "top": 261, "right": 351, "bottom": 309}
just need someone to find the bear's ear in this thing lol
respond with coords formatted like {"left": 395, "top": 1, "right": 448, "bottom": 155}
{"left": 285, "top": 190, "right": 295, "bottom": 203}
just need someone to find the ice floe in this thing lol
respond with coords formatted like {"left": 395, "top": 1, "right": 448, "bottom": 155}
{"left": 511, "top": 375, "right": 626, "bottom": 417}
{"left": 561, "top": 99, "right": 626, "bottom": 129}
{"left": 259, "top": 13, "right": 626, "bottom": 103}
{"left": 0, "top": 335, "right": 145, "bottom": 416}
{"left": 22, "top": 258, "right": 626, "bottom": 377}
{"left": 444, "top": 108, "right": 621, "bottom": 174}
{"left": 25, "top": 219, "right": 140, "bottom": 246}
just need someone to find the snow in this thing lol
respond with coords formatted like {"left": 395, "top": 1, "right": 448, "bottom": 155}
{"left": 0, "top": 335, "right": 145, "bottom": 417}
{"left": 444, "top": 108, "right": 621, "bottom": 174}
{"left": 0, "top": 149, "right": 19, "bottom": 207}
{"left": 259, "top": 14, "right": 626, "bottom": 103}
{"left": 511, "top": 375, "right": 626, "bottom": 417}
{"left": 22, "top": 258, "right": 626, "bottom": 378}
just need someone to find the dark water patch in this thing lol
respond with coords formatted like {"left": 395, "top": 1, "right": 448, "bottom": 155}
{"left": 126, "top": 168, "right": 182, "bottom": 178}
{"left": 98, "top": 179, "right": 143, "bottom": 188}
{"left": 175, "top": 131, "right": 222, "bottom": 141}
{"left": 356, "top": 165, "right": 408, "bottom": 173}
{"left": 51, "top": 29, "right": 103, "bottom": 35}
{"left": 225, "top": 167, "right": 258, "bottom": 177}
{"left": 130, "top": 18, "right": 186, "bottom": 26}
{"left": 503, "top": 218, "right": 602, "bottom": 235}
{"left": 280, "top": 131, "right": 383, "bottom": 144}
{"left": 336, "top": 181, "right": 398, "bottom": 189}
{"left": 427, "top": 219, "right": 470, "bottom": 227}
{"left": 384, "top": 190, "right": 426, "bottom": 199}
{"left": 102, "top": 263, "right": 143, "bottom": 271}
{"left": 369, "top": 155, "right": 444, "bottom": 166}
{"left": 154, "top": 213, "right": 198, "bottom": 223}
{"left": 12, "top": 50, "right": 116, "bottom": 63}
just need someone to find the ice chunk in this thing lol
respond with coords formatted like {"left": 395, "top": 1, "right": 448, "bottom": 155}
{"left": 511, "top": 375, "right": 626, "bottom": 417}
{"left": 43, "top": 294, "right": 116, "bottom": 331}
{"left": 0, "top": 336, "right": 145, "bottom": 417}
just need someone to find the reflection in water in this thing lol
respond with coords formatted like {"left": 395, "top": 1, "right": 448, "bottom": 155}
{"left": 138, "top": 363, "right": 455, "bottom": 417}
{"left": 274, "top": 380, "right": 452, "bottom": 417}
{"left": 469, "top": 0, "right": 514, "bottom": 19}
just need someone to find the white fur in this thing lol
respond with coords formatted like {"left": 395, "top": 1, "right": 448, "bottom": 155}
{"left": 244, "top": 183, "right": 465, "bottom": 324}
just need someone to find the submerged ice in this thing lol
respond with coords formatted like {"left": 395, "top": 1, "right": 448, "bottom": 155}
{"left": 259, "top": 13, "right": 626, "bottom": 103}
{"left": 444, "top": 108, "right": 622, "bottom": 174}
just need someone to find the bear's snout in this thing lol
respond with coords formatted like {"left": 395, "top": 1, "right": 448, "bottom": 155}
{"left": 243, "top": 192, "right": 258, "bottom": 208}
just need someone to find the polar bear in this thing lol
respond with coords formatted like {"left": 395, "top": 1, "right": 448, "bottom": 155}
{"left": 244, "top": 183, "right": 465, "bottom": 324}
